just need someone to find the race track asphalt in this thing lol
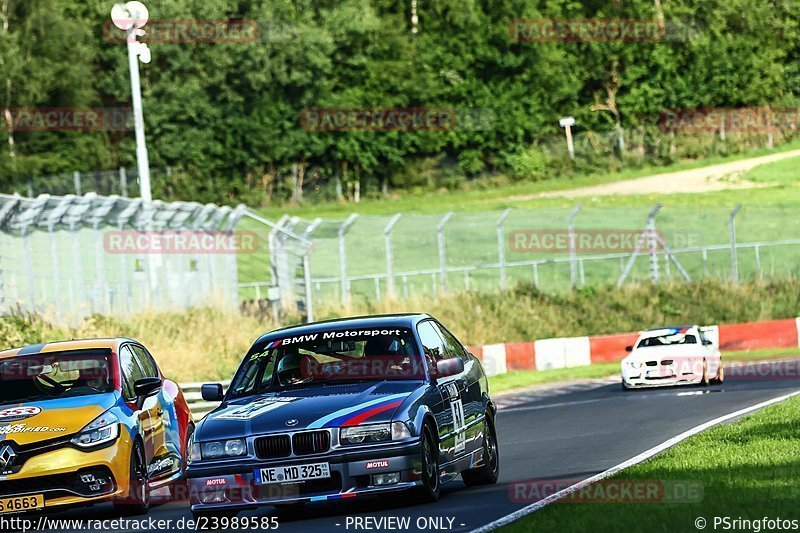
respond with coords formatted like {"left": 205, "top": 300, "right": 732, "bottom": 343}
{"left": 39, "top": 360, "right": 800, "bottom": 533}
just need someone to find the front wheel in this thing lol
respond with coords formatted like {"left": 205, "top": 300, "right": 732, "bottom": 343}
{"left": 462, "top": 415, "right": 499, "bottom": 487}
{"left": 415, "top": 425, "right": 441, "bottom": 502}
{"left": 699, "top": 359, "right": 710, "bottom": 386}
{"left": 710, "top": 358, "right": 725, "bottom": 384}
{"left": 114, "top": 440, "right": 150, "bottom": 516}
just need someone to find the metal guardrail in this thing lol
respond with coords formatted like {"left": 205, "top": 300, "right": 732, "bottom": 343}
{"left": 181, "top": 380, "right": 230, "bottom": 421}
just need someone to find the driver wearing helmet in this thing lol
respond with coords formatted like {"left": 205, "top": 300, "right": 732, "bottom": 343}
{"left": 276, "top": 349, "right": 306, "bottom": 386}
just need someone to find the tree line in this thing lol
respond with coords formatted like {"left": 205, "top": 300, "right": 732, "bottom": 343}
{"left": 1, "top": 0, "right": 798, "bottom": 205}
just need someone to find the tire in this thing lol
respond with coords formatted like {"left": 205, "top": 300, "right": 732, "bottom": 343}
{"left": 414, "top": 424, "right": 440, "bottom": 503}
{"left": 621, "top": 380, "right": 632, "bottom": 391}
{"left": 710, "top": 358, "right": 725, "bottom": 385}
{"left": 462, "top": 415, "right": 499, "bottom": 487}
{"left": 171, "top": 424, "right": 194, "bottom": 502}
{"left": 699, "top": 359, "right": 710, "bottom": 386}
{"left": 114, "top": 440, "right": 149, "bottom": 516}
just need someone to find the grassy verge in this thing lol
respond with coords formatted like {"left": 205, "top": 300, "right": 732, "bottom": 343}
{"left": 487, "top": 348, "right": 800, "bottom": 394}
{"left": 254, "top": 141, "right": 800, "bottom": 219}
{"left": 503, "top": 393, "right": 800, "bottom": 532}
{"left": 2, "top": 279, "right": 798, "bottom": 383}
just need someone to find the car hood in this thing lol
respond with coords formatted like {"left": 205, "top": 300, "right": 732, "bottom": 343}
{"left": 625, "top": 344, "right": 704, "bottom": 362}
{"left": 197, "top": 381, "right": 422, "bottom": 440}
{"left": 0, "top": 392, "right": 117, "bottom": 446}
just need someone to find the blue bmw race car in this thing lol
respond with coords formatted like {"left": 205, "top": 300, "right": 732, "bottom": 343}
{"left": 187, "top": 314, "right": 499, "bottom": 517}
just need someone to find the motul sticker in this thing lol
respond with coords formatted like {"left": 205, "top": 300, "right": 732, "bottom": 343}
{"left": 366, "top": 460, "right": 389, "bottom": 469}
{"left": 206, "top": 478, "right": 227, "bottom": 486}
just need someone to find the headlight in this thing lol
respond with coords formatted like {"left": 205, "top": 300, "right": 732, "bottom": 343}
{"left": 71, "top": 410, "right": 120, "bottom": 448}
{"left": 188, "top": 434, "right": 200, "bottom": 464}
{"left": 627, "top": 361, "right": 643, "bottom": 369}
{"left": 200, "top": 439, "right": 246, "bottom": 459}
{"left": 340, "top": 422, "right": 411, "bottom": 445}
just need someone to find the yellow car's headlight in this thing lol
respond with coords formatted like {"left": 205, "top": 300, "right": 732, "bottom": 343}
{"left": 71, "top": 410, "right": 120, "bottom": 449}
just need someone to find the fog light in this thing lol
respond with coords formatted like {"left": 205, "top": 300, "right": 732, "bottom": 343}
{"left": 81, "top": 474, "right": 96, "bottom": 484}
{"left": 372, "top": 472, "right": 400, "bottom": 486}
{"left": 200, "top": 490, "right": 228, "bottom": 504}
{"left": 89, "top": 484, "right": 101, "bottom": 492}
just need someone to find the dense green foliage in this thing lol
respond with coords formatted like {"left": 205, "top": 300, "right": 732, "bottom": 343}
{"left": 1, "top": 0, "right": 798, "bottom": 205}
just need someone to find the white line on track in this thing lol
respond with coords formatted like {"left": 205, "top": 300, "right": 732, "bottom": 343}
{"left": 472, "top": 389, "right": 800, "bottom": 532}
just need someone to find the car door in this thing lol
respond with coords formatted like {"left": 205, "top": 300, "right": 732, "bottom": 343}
{"left": 417, "top": 320, "right": 466, "bottom": 464}
{"left": 131, "top": 344, "right": 179, "bottom": 479}
{"left": 119, "top": 344, "right": 163, "bottom": 479}
{"left": 430, "top": 321, "right": 484, "bottom": 457}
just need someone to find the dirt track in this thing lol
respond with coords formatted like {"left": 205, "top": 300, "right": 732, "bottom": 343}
{"left": 522, "top": 149, "right": 800, "bottom": 200}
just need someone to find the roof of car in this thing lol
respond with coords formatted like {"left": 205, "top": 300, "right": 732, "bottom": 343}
{"left": 254, "top": 314, "right": 431, "bottom": 344}
{"left": 0, "top": 338, "right": 135, "bottom": 360}
{"left": 644, "top": 325, "right": 697, "bottom": 332}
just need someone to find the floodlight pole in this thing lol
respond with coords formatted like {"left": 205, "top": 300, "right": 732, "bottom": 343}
{"left": 125, "top": 26, "right": 152, "bottom": 202}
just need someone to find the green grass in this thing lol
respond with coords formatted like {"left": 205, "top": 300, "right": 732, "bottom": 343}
{"left": 502, "top": 393, "right": 800, "bottom": 532}
{"left": 487, "top": 348, "right": 800, "bottom": 394}
{"left": 237, "top": 146, "right": 800, "bottom": 300}
{"left": 254, "top": 141, "right": 800, "bottom": 219}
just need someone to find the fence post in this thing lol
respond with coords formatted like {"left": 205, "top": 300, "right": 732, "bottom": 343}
{"left": 437, "top": 212, "right": 454, "bottom": 292}
{"left": 338, "top": 214, "right": 359, "bottom": 306}
{"left": 384, "top": 213, "right": 402, "bottom": 298}
{"left": 497, "top": 209, "right": 512, "bottom": 290}
{"left": 568, "top": 205, "right": 582, "bottom": 289}
{"left": 120, "top": 167, "right": 128, "bottom": 198}
{"left": 729, "top": 204, "right": 742, "bottom": 283}
{"left": 73, "top": 171, "right": 82, "bottom": 196}
{"left": 648, "top": 203, "right": 662, "bottom": 284}
{"left": 302, "top": 218, "right": 321, "bottom": 322}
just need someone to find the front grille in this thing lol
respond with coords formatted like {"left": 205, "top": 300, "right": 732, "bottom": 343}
{"left": 645, "top": 361, "right": 658, "bottom": 367}
{"left": 1, "top": 436, "right": 74, "bottom": 475}
{"left": 292, "top": 431, "right": 331, "bottom": 456}
{"left": 254, "top": 435, "right": 291, "bottom": 459}
{"left": 0, "top": 467, "right": 115, "bottom": 499}
{"left": 661, "top": 360, "right": 674, "bottom": 366}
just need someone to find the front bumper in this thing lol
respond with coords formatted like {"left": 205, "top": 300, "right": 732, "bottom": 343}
{"left": 0, "top": 437, "right": 132, "bottom": 511}
{"left": 187, "top": 439, "right": 422, "bottom": 511}
{"left": 622, "top": 366, "right": 701, "bottom": 388}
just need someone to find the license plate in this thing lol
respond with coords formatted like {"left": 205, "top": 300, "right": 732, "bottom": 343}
{"left": 0, "top": 494, "right": 44, "bottom": 514}
{"left": 255, "top": 463, "right": 330, "bottom": 485}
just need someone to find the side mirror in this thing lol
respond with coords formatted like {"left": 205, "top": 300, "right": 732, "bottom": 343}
{"left": 436, "top": 357, "right": 465, "bottom": 378}
{"left": 133, "top": 377, "right": 161, "bottom": 409}
{"left": 625, "top": 345, "right": 633, "bottom": 352}
{"left": 201, "top": 383, "right": 224, "bottom": 402}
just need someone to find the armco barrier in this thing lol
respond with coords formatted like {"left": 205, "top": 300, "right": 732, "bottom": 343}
{"left": 181, "top": 317, "right": 800, "bottom": 419}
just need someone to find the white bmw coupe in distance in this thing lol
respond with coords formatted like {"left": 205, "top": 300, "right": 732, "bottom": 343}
{"left": 621, "top": 325, "right": 724, "bottom": 390}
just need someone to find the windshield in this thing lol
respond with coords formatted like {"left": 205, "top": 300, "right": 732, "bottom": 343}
{"left": 0, "top": 350, "right": 114, "bottom": 405}
{"left": 637, "top": 331, "right": 697, "bottom": 348}
{"left": 229, "top": 328, "right": 423, "bottom": 398}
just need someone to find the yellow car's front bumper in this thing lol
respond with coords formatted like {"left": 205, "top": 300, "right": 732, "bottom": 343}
{"left": 0, "top": 436, "right": 132, "bottom": 511}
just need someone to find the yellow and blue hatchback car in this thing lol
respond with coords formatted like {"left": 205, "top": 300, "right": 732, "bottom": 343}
{"left": 0, "top": 338, "right": 193, "bottom": 515}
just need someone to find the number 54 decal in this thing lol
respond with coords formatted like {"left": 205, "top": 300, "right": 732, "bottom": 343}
{"left": 445, "top": 382, "right": 466, "bottom": 454}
